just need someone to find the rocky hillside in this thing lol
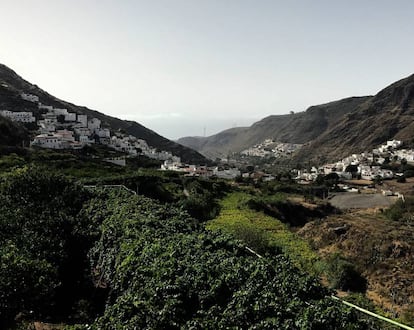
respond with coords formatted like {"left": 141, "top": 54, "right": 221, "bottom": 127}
{"left": 0, "top": 64, "right": 207, "bottom": 164}
{"left": 178, "top": 96, "right": 371, "bottom": 160}
{"left": 180, "top": 73, "right": 414, "bottom": 164}
{"left": 295, "top": 74, "right": 414, "bottom": 164}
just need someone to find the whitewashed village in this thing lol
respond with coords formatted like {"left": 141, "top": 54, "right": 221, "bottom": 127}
{"left": 0, "top": 92, "right": 242, "bottom": 178}
{"left": 240, "top": 139, "right": 302, "bottom": 158}
{"left": 0, "top": 92, "right": 182, "bottom": 166}
{"left": 295, "top": 139, "right": 414, "bottom": 182}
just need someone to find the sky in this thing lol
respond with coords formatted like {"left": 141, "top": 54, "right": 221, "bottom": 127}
{"left": 1, "top": 0, "right": 414, "bottom": 139}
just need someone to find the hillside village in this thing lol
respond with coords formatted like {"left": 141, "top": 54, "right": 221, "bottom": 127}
{"left": 296, "top": 139, "right": 414, "bottom": 182}
{"left": 0, "top": 92, "right": 181, "bottom": 163}
{"left": 240, "top": 139, "right": 302, "bottom": 158}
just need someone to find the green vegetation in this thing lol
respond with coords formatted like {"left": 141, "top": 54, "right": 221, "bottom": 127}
{"left": 326, "top": 254, "right": 367, "bottom": 292}
{"left": 85, "top": 189, "right": 365, "bottom": 329}
{"left": 0, "top": 167, "right": 98, "bottom": 327}
{"left": 207, "top": 192, "right": 323, "bottom": 275}
{"left": 0, "top": 147, "right": 163, "bottom": 179}
{"left": 247, "top": 193, "right": 336, "bottom": 227}
{"left": 384, "top": 196, "right": 414, "bottom": 223}
{"left": 0, "top": 149, "right": 226, "bottom": 220}
{"left": 0, "top": 113, "right": 29, "bottom": 147}
{"left": 0, "top": 168, "right": 368, "bottom": 329}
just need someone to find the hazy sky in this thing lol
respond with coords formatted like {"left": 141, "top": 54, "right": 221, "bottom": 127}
{"left": 1, "top": 1, "right": 414, "bottom": 139}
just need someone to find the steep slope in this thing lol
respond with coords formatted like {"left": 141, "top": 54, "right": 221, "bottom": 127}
{"left": 178, "top": 96, "right": 370, "bottom": 159}
{"left": 296, "top": 74, "right": 414, "bottom": 164}
{"left": 0, "top": 64, "right": 207, "bottom": 164}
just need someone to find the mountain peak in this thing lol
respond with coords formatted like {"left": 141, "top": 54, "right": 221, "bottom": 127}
{"left": 372, "top": 73, "right": 414, "bottom": 112}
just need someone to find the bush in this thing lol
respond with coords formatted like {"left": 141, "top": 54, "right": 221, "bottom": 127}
{"left": 0, "top": 243, "right": 58, "bottom": 327}
{"left": 327, "top": 254, "right": 367, "bottom": 292}
{"left": 397, "top": 175, "right": 406, "bottom": 183}
{"left": 232, "top": 224, "right": 276, "bottom": 255}
{"left": 385, "top": 197, "right": 414, "bottom": 222}
{"left": 0, "top": 166, "right": 97, "bottom": 325}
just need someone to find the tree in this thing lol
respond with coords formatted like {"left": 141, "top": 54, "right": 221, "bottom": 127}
{"left": 373, "top": 175, "right": 382, "bottom": 186}
{"left": 325, "top": 172, "right": 340, "bottom": 184}
{"left": 345, "top": 164, "right": 359, "bottom": 178}
{"left": 397, "top": 175, "right": 406, "bottom": 183}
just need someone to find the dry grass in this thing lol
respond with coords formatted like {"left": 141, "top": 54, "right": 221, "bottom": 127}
{"left": 382, "top": 177, "right": 414, "bottom": 195}
{"left": 297, "top": 208, "right": 414, "bottom": 317}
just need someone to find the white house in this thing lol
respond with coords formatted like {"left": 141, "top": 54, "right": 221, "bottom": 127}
{"left": 0, "top": 110, "right": 36, "bottom": 123}
{"left": 41, "top": 112, "right": 58, "bottom": 124}
{"left": 64, "top": 113, "right": 77, "bottom": 122}
{"left": 56, "top": 129, "right": 75, "bottom": 142}
{"left": 88, "top": 118, "right": 101, "bottom": 130}
{"left": 31, "top": 133, "right": 65, "bottom": 149}
{"left": 74, "top": 127, "right": 91, "bottom": 137}
{"left": 387, "top": 140, "right": 402, "bottom": 149}
{"left": 79, "top": 135, "right": 95, "bottom": 144}
{"left": 38, "top": 104, "right": 53, "bottom": 111}
{"left": 21, "top": 93, "right": 39, "bottom": 103}
{"left": 52, "top": 108, "right": 68, "bottom": 116}
{"left": 77, "top": 114, "right": 88, "bottom": 127}
{"left": 96, "top": 128, "right": 110, "bottom": 138}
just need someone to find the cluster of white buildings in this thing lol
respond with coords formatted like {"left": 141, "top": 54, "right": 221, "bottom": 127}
{"left": 241, "top": 139, "right": 302, "bottom": 158}
{"left": 31, "top": 104, "right": 110, "bottom": 149}
{"left": 0, "top": 110, "right": 36, "bottom": 123}
{"left": 161, "top": 160, "right": 241, "bottom": 179}
{"left": 109, "top": 134, "right": 180, "bottom": 162}
{"left": 374, "top": 140, "right": 403, "bottom": 153}
{"left": 21, "top": 92, "right": 40, "bottom": 103}
{"left": 296, "top": 140, "right": 414, "bottom": 182}
{"left": 0, "top": 92, "right": 181, "bottom": 162}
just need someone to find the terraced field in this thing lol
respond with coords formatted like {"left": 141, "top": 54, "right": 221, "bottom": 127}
{"left": 207, "top": 191, "right": 323, "bottom": 275}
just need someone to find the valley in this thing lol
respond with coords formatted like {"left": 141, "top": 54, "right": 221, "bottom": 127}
{"left": 0, "top": 64, "right": 413, "bottom": 329}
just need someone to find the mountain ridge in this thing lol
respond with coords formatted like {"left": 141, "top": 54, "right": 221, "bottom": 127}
{"left": 178, "top": 96, "right": 371, "bottom": 160}
{"left": 0, "top": 64, "right": 207, "bottom": 164}
{"left": 178, "top": 73, "right": 414, "bottom": 164}
{"left": 294, "top": 73, "right": 414, "bottom": 163}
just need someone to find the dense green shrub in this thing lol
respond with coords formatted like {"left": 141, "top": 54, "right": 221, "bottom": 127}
{"left": 0, "top": 167, "right": 97, "bottom": 326}
{"left": 384, "top": 197, "right": 414, "bottom": 222}
{"left": 232, "top": 224, "right": 275, "bottom": 255}
{"left": 0, "top": 243, "right": 58, "bottom": 321}
{"left": 327, "top": 254, "right": 367, "bottom": 293}
{"left": 179, "top": 179, "right": 226, "bottom": 221}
